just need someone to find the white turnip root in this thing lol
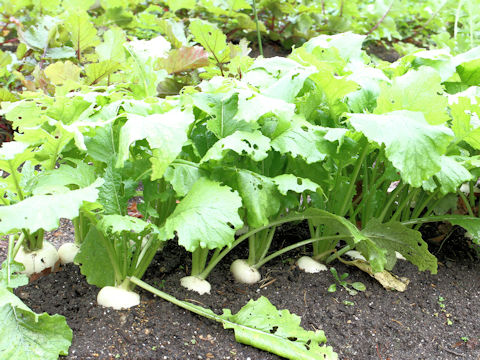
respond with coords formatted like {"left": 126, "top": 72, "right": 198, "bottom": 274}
{"left": 180, "top": 276, "right": 211, "bottom": 295}
{"left": 97, "top": 286, "right": 140, "bottom": 309}
{"left": 14, "top": 241, "right": 59, "bottom": 275}
{"left": 296, "top": 256, "right": 327, "bottom": 273}
{"left": 230, "top": 259, "right": 261, "bottom": 284}
{"left": 58, "top": 243, "right": 80, "bottom": 265}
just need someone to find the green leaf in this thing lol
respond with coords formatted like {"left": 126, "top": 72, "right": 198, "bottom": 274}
{"left": 272, "top": 174, "right": 320, "bottom": 195}
{"left": 349, "top": 111, "right": 453, "bottom": 187}
{"left": 422, "top": 156, "right": 472, "bottom": 195}
{"left": 44, "top": 61, "right": 82, "bottom": 85}
{"left": 0, "top": 178, "right": 103, "bottom": 234}
{"left": 163, "top": 178, "right": 243, "bottom": 252}
{"left": 201, "top": 131, "right": 271, "bottom": 163}
{"left": 439, "top": 215, "right": 480, "bottom": 245}
{"left": 98, "top": 163, "right": 136, "bottom": 215}
{"left": 0, "top": 304, "right": 72, "bottom": 360}
{"left": 157, "top": 46, "right": 209, "bottom": 74}
{"left": 457, "top": 59, "right": 480, "bottom": 86}
{"left": 361, "top": 219, "right": 437, "bottom": 274}
{"left": 31, "top": 162, "right": 96, "bottom": 195}
{"left": 96, "top": 27, "right": 126, "bottom": 62}
{"left": 271, "top": 121, "right": 334, "bottom": 164}
{"left": 351, "top": 282, "right": 366, "bottom": 291}
{"left": 19, "top": 16, "right": 59, "bottom": 50}
{"left": 450, "top": 97, "right": 480, "bottom": 149}
{"left": 166, "top": 0, "right": 195, "bottom": 12}
{"left": 221, "top": 296, "right": 337, "bottom": 360}
{"left": 85, "top": 60, "right": 121, "bottom": 85}
{"left": 193, "top": 93, "right": 252, "bottom": 138}
{"left": 76, "top": 226, "right": 116, "bottom": 287}
{"left": 98, "top": 214, "right": 157, "bottom": 234}
{"left": 0, "top": 262, "right": 28, "bottom": 289}
{"left": 64, "top": 12, "right": 100, "bottom": 59}
{"left": 117, "top": 108, "right": 194, "bottom": 180}
{"left": 189, "top": 20, "right": 230, "bottom": 64}
{"left": 164, "top": 162, "right": 207, "bottom": 197}
{"left": 375, "top": 67, "right": 449, "bottom": 125}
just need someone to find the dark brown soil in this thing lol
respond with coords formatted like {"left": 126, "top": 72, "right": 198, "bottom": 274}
{"left": 8, "top": 221, "right": 480, "bottom": 360}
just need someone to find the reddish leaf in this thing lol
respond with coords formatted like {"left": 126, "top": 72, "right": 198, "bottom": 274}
{"left": 157, "top": 46, "right": 209, "bottom": 74}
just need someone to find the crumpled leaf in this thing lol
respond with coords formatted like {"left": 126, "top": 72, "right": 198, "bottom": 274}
{"left": 347, "top": 260, "right": 410, "bottom": 292}
{"left": 157, "top": 46, "right": 209, "bottom": 74}
{"left": 163, "top": 178, "right": 243, "bottom": 252}
{"left": 360, "top": 219, "right": 437, "bottom": 273}
{"left": 221, "top": 296, "right": 338, "bottom": 360}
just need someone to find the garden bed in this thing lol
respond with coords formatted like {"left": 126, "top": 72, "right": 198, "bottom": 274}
{"left": 8, "top": 221, "right": 480, "bottom": 360}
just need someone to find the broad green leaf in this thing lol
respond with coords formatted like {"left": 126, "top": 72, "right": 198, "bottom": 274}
{"left": 271, "top": 121, "right": 334, "bottom": 164}
{"left": 167, "top": 0, "right": 195, "bottom": 12}
{"left": 44, "top": 46, "right": 76, "bottom": 59}
{"left": 0, "top": 262, "right": 28, "bottom": 289}
{"left": 201, "top": 131, "right": 271, "bottom": 163}
{"left": 96, "top": 27, "right": 126, "bottom": 62}
{"left": 85, "top": 60, "right": 120, "bottom": 85}
{"left": 304, "top": 32, "right": 366, "bottom": 64}
{"left": 117, "top": 108, "right": 194, "bottom": 179}
{"left": 0, "top": 304, "right": 72, "bottom": 360}
{"left": 44, "top": 61, "right": 81, "bottom": 85}
{"left": 272, "top": 174, "right": 320, "bottom": 195}
{"left": 437, "top": 215, "right": 480, "bottom": 245}
{"left": 163, "top": 178, "right": 243, "bottom": 252}
{"left": 193, "top": 92, "right": 252, "bottom": 138}
{"left": 246, "top": 58, "right": 315, "bottom": 102}
{"left": 19, "top": 16, "right": 60, "bottom": 50}
{"left": 457, "top": 59, "right": 480, "bottom": 86}
{"left": 0, "top": 178, "right": 103, "bottom": 234}
{"left": 164, "top": 162, "right": 207, "bottom": 197}
{"left": 349, "top": 111, "right": 453, "bottom": 187}
{"left": 5, "top": 100, "right": 44, "bottom": 129}
{"left": 360, "top": 219, "right": 437, "bottom": 274}
{"left": 221, "top": 297, "right": 338, "bottom": 360}
{"left": 85, "top": 123, "right": 117, "bottom": 164}
{"left": 31, "top": 162, "right": 96, "bottom": 195}
{"left": 76, "top": 226, "right": 116, "bottom": 287}
{"left": 98, "top": 163, "right": 136, "bottom": 215}
{"left": 98, "top": 214, "right": 157, "bottom": 234}
{"left": 64, "top": 12, "right": 100, "bottom": 58}
{"left": 46, "top": 96, "right": 93, "bottom": 125}
{"left": 189, "top": 20, "right": 230, "bottom": 64}
{"left": 309, "top": 71, "right": 358, "bottom": 119}
{"left": 422, "top": 156, "right": 472, "bottom": 195}
{"left": 235, "top": 94, "right": 295, "bottom": 125}
{"left": 0, "top": 288, "right": 30, "bottom": 312}
{"left": 375, "top": 67, "right": 449, "bottom": 125}
{"left": 157, "top": 46, "right": 209, "bottom": 74}
{"left": 449, "top": 97, "right": 480, "bottom": 149}
{"left": 63, "top": 0, "right": 96, "bottom": 11}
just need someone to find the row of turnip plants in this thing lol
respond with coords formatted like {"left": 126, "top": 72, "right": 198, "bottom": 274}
{"left": 1, "top": 19, "right": 480, "bottom": 360}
